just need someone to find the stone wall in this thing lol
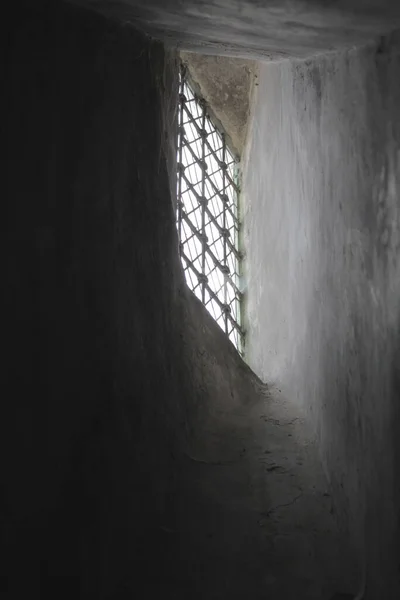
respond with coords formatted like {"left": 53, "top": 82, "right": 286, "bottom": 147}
{"left": 242, "top": 35, "right": 400, "bottom": 597}
{"left": 70, "top": 0, "right": 400, "bottom": 59}
{"left": 2, "top": 3, "right": 257, "bottom": 596}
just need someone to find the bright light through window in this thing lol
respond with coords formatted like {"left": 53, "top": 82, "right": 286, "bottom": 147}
{"left": 176, "top": 65, "right": 244, "bottom": 352}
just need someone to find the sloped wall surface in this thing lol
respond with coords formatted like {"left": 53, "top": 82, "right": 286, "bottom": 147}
{"left": 243, "top": 33, "right": 400, "bottom": 598}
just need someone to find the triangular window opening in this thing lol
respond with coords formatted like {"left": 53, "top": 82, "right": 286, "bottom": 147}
{"left": 176, "top": 64, "right": 244, "bottom": 353}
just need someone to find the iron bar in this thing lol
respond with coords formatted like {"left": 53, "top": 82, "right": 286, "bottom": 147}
{"left": 201, "top": 99, "right": 206, "bottom": 304}
{"left": 177, "top": 65, "right": 185, "bottom": 255}
{"left": 222, "top": 133, "right": 228, "bottom": 335}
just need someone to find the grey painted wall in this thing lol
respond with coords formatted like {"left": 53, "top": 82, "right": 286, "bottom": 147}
{"left": 242, "top": 34, "right": 400, "bottom": 598}
{"left": 70, "top": 0, "right": 400, "bottom": 59}
{"left": 3, "top": 3, "right": 257, "bottom": 596}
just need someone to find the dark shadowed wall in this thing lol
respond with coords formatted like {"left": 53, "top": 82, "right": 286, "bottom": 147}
{"left": 242, "top": 34, "right": 400, "bottom": 598}
{"left": 2, "top": 3, "right": 256, "bottom": 597}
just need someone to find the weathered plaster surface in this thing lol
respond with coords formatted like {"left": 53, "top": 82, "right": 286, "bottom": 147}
{"left": 242, "top": 33, "right": 400, "bottom": 598}
{"left": 70, "top": 0, "right": 400, "bottom": 58}
{"left": 4, "top": 1, "right": 400, "bottom": 598}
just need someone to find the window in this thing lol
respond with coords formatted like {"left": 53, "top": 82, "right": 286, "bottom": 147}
{"left": 176, "top": 65, "right": 244, "bottom": 352}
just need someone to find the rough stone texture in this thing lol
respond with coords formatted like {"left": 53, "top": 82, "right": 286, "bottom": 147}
{"left": 242, "top": 32, "right": 400, "bottom": 598}
{"left": 70, "top": 0, "right": 400, "bottom": 59}
{"left": 180, "top": 52, "right": 257, "bottom": 156}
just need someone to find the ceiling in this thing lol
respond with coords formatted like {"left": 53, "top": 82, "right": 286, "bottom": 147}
{"left": 69, "top": 0, "right": 400, "bottom": 59}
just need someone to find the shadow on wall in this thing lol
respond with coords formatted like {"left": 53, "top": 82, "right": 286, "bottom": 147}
{"left": 3, "top": 2, "right": 262, "bottom": 596}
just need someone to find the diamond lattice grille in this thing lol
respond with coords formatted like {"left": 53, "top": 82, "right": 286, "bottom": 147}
{"left": 176, "top": 66, "right": 244, "bottom": 352}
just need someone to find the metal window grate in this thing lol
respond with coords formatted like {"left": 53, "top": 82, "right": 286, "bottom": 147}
{"left": 176, "top": 64, "right": 244, "bottom": 352}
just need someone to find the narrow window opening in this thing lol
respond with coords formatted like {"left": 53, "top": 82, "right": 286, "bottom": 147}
{"left": 176, "top": 64, "right": 244, "bottom": 353}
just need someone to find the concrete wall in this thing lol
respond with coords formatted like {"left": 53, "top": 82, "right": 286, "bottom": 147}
{"left": 2, "top": 3, "right": 258, "bottom": 596}
{"left": 70, "top": 0, "right": 400, "bottom": 59}
{"left": 242, "top": 33, "right": 400, "bottom": 597}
